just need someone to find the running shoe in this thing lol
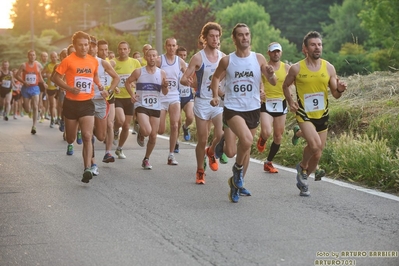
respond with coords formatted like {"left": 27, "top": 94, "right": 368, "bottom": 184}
{"left": 196, "top": 169, "right": 205, "bottom": 184}
{"left": 82, "top": 168, "right": 93, "bottom": 183}
{"left": 137, "top": 125, "right": 145, "bottom": 147}
{"left": 239, "top": 187, "right": 252, "bottom": 196}
{"left": 50, "top": 120, "right": 54, "bottom": 128}
{"left": 4, "top": 115, "right": 8, "bottom": 121}
{"left": 142, "top": 158, "right": 152, "bottom": 170}
{"left": 66, "top": 144, "right": 74, "bottom": 155}
{"left": 174, "top": 142, "right": 180, "bottom": 153}
{"left": 182, "top": 125, "right": 191, "bottom": 141}
{"left": 55, "top": 118, "right": 59, "bottom": 125}
{"left": 315, "top": 168, "right": 326, "bottom": 181}
{"left": 206, "top": 147, "right": 219, "bottom": 171}
{"left": 264, "top": 161, "right": 278, "bottom": 173}
{"left": 115, "top": 148, "right": 126, "bottom": 159}
{"left": 220, "top": 153, "right": 228, "bottom": 164}
{"left": 257, "top": 136, "right": 266, "bottom": 153}
{"left": 91, "top": 164, "right": 99, "bottom": 176}
{"left": 76, "top": 130, "right": 82, "bottom": 145}
{"left": 228, "top": 177, "right": 239, "bottom": 203}
{"left": 231, "top": 163, "right": 244, "bottom": 189}
{"left": 296, "top": 163, "right": 310, "bottom": 196}
{"left": 113, "top": 130, "right": 119, "bottom": 145}
{"left": 31, "top": 126, "right": 36, "bottom": 135}
{"left": 59, "top": 120, "right": 65, "bottom": 132}
{"left": 102, "top": 153, "right": 115, "bottom": 163}
{"left": 214, "top": 135, "right": 225, "bottom": 159}
{"left": 292, "top": 125, "right": 300, "bottom": 145}
{"left": 167, "top": 154, "right": 178, "bottom": 165}
{"left": 39, "top": 117, "right": 44, "bottom": 123}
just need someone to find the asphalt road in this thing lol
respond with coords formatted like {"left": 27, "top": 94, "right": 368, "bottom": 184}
{"left": 1, "top": 116, "right": 398, "bottom": 266}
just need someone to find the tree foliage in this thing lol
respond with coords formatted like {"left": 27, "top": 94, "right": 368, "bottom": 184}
{"left": 215, "top": 1, "right": 299, "bottom": 62}
{"left": 167, "top": 1, "right": 216, "bottom": 55}
{"left": 322, "top": 0, "right": 369, "bottom": 52}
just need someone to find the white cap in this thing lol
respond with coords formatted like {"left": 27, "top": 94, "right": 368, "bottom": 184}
{"left": 268, "top": 43, "right": 282, "bottom": 52}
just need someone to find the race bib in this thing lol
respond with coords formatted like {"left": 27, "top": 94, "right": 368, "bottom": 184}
{"left": 74, "top": 76, "right": 93, "bottom": 94}
{"left": 180, "top": 86, "right": 191, "bottom": 97}
{"left": 118, "top": 74, "right": 129, "bottom": 88}
{"left": 304, "top": 92, "right": 325, "bottom": 112}
{"left": 100, "top": 74, "right": 111, "bottom": 87}
{"left": 2, "top": 80, "right": 11, "bottom": 88}
{"left": 231, "top": 82, "right": 253, "bottom": 98}
{"left": 265, "top": 98, "right": 283, "bottom": 113}
{"left": 25, "top": 74, "right": 36, "bottom": 85}
{"left": 166, "top": 79, "right": 178, "bottom": 91}
{"left": 142, "top": 94, "right": 159, "bottom": 108}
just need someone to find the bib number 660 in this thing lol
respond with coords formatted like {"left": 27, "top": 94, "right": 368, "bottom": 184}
{"left": 233, "top": 84, "right": 252, "bottom": 92}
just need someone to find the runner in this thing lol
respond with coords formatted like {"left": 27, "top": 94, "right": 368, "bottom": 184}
{"left": 156, "top": 37, "right": 187, "bottom": 165}
{"left": 210, "top": 23, "right": 277, "bottom": 203}
{"left": 125, "top": 48, "right": 169, "bottom": 169}
{"left": 97, "top": 39, "right": 120, "bottom": 163}
{"left": 0, "top": 60, "right": 16, "bottom": 121}
{"left": 88, "top": 36, "right": 120, "bottom": 174}
{"left": 39, "top": 51, "right": 49, "bottom": 122}
{"left": 282, "top": 31, "right": 347, "bottom": 196}
{"left": 42, "top": 51, "right": 59, "bottom": 128}
{"left": 52, "top": 31, "right": 102, "bottom": 183}
{"left": 256, "top": 42, "right": 291, "bottom": 173}
{"left": 113, "top": 41, "right": 141, "bottom": 159}
{"left": 180, "top": 22, "right": 225, "bottom": 184}
{"left": 15, "top": 50, "right": 47, "bottom": 134}
{"left": 176, "top": 46, "right": 194, "bottom": 142}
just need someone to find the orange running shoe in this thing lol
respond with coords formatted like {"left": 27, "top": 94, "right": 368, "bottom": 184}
{"left": 206, "top": 147, "right": 219, "bottom": 171}
{"left": 264, "top": 161, "right": 278, "bottom": 173}
{"left": 196, "top": 169, "right": 206, "bottom": 184}
{"left": 257, "top": 136, "right": 266, "bottom": 153}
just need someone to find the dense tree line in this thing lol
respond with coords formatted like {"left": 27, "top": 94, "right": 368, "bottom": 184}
{"left": 3, "top": 0, "right": 399, "bottom": 75}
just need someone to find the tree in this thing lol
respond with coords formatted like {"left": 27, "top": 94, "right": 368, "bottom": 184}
{"left": 321, "top": 0, "right": 368, "bottom": 52}
{"left": 167, "top": 1, "right": 216, "bottom": 55}
{"left": 215, "top": 1, "right": 299, "bottom": 62}
{"left": 11, "top": 0, "right": 53, "bottom": 35}
{"left": 359, "top": 0, "right": 399, "bottom": 71}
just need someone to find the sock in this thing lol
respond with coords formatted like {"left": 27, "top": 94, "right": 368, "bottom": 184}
{"left": 267, "top": 142, "right": 281, "bottom": 162}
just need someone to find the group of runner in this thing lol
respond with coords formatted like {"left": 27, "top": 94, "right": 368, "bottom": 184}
{"left": 1, "top": 21, "right": 347, "bottom": 202}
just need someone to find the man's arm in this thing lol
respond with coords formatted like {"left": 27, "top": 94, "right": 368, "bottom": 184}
{"left": 282, "top": 63, "right": 299, "bottom": 113}
{"left": 102, "top": 60, "right": 120, "bottom": 93}
{"left": 257, "top": 53, "right": 277, "bottom": 86}
{"left": 327, "top": 62, "right": 347, "bottom": 99}
{"left": 180, "top": 52, "right": 201, "bottom": 87}
{"left": 125, "top": 68, "right": 141, "bottom": 101}
{"left": 52, "top": 71, "right": 79, "bottom": 95}
{"left": 210, "top": 56, "right": 229, "bottom": 107}
{"left": 15, "top": 64, "right": 26, "bottom": 86}
{"left": 161, "top": 70, "right": 169, "bottom": 95}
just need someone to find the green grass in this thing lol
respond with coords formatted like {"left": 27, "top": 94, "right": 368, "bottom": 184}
{"left": 152, "top": 71, "right": 399, "bottom": 194}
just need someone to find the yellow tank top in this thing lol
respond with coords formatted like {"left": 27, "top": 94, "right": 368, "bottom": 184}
{"left": 262, "top": 61, "right": 286, "bottom": 99}
{"left": 295, "top": 59, "right": 330, "bottom": 120}
{"left": 114, "top": 57, "right": 141, "bottom": 98}
{"left": 45, "top": 62, "right": 57, "bottom": 90}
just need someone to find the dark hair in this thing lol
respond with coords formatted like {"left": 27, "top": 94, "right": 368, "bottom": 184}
{"left": 176, "top": 46, "right": 187, "bottom": 54}
{"left": 72, "top": 31, "right": 90, "bottom": 46}
{"left": 303, "top": 31, "right": 322, "bottom": 47}
{"left": 97, "top": 39, "right": 108, "bottom": 46}
{"left": 231, "top": 23, "right": 249, "bottom": 39}
{"left": 118, "top": 41, "right": 129, "bottom": 48}
{"left": 201, "top": 22, "right": 222, "bottom": 42}
{"left": 67, "top": 44, "right": 75, "bottom": 55}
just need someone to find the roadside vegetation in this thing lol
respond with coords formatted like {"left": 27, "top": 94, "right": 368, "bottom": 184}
{"left": 172, "top": 71, "right": 399, "bottom": 195}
